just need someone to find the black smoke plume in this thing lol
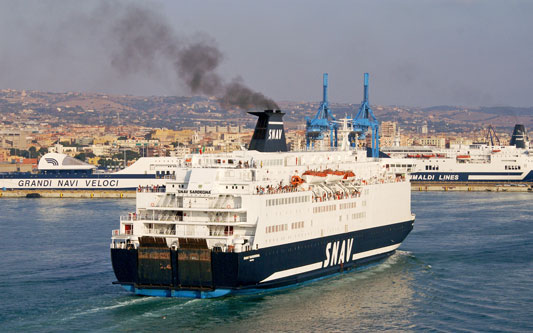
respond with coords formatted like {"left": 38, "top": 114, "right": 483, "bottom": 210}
{"left": 103, "top": 2, "right": 277, "bottom": 109}
{"left": 222, "top": 78, "right": 279, "bottom": 110}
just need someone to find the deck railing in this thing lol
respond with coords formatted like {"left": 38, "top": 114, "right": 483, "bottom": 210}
{"left": 112, "top": 229, "right": 133, "bottom": 236}
{"left": 120, "top": 215, "right": 248, "bottom": 223}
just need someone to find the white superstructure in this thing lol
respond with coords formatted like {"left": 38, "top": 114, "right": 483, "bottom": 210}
{"left": 113, "top": 148, "right": 413, "bottom": 252}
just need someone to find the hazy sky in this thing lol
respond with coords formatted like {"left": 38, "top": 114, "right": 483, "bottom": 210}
{"left": 1, "top": 0, "right": 532, "bottom": 107}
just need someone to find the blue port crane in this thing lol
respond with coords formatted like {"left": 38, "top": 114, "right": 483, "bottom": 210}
{"left": 352, "top": 73, "right": 380, "bottom": 157}
{"left": 305, "top": 73, "right": 338, "bottom": 149}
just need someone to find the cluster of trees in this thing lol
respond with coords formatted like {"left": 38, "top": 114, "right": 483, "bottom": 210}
{"left": 9, "top": 147, "right": 48, "bottom": 159}
{"left": 60, "top": 141, "right": 84, "bottom": 148}
{"left": 112, "top": 150, "right": 140, "bottom": 161}
{"left": 90, "top": 150, "right": 140, "bottom": 169}
{"left": 74, "top": 152, "right": 96, "bottom": 161}
{"left": 97, "top": 158, "right": 122, "bottom": 168}
{"left": 74, "top": 150, "right": 139, "bottom": 163}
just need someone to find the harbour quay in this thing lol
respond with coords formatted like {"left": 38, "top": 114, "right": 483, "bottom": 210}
{"left": 0, "top": 189, "right": 136, "bottom": 198}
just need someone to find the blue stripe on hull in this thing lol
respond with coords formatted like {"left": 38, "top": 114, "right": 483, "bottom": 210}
{"left": 410, "top": 170, "right": 533, "bottom": 182}
{"left": 111, "top": 219, "right": 414, "bottom": 298}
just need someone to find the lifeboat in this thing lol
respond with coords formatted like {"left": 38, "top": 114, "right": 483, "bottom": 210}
{"left": 325, "top": 169, "right": 344, "bottom": 182}
{"left": 302, "top": 170, "right": 326, "bottom": 183}
{"left": 422, "top": 154, "right": 435, "bottom": 158}
{"left": 290, "top": 175, "right": 305, "bottom": 186}
{"left": 456, "top": 155, "right": 470, "bottom": 159}
{"left": 343, "top": 171, "right": 356, "bottom": 180}
{"left": 436, "top": 153, "right": 445, "bottom": 158}
{"left": 492, "top": 149, "right": 501, "bottom": 153}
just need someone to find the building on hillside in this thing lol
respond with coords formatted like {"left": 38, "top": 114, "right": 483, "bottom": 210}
{"left": 89, "top": 144, "right": 112, "bottom": 156}
{"left": 416, "top": 136, "right": 446, "bottom": 148}
{"left": 0, "top": 131, "right": 30, "bottom": 150}
{"left": 93, "top": 135, "right": 119, "bottom": 145}
{"left": 0, "top": 163, "right": 33, "bottom": 173}
{"left": 48, "top": 143, "right": 78, "bottom": 154}
{"left": 116, "top": 139, "right": 159, "bottom": 149}
{"left": 381, "top": 121, "right": 397, "bottom": 138}
{"left": 152, "top": 129, "right": 181, "bottom": 145}
{"left": 75, "top": 137, "right": 94, "bottom": 146}
{"left": 0, "top": 148, "right": 9, "bottom": 162}
{"left": 286, "top": 131, "right": 305, "bottom": 151}
{"left": 169, "top": 146, "right": 191, "bottom": 157}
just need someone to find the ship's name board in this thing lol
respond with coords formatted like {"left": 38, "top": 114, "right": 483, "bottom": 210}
{"left": 177, "top": 189, "right": 212, "bottom": 195}
{"left": 323, "top": 238, "right": 354, "bottom": 268}
{"left": 410, "top": 174, "right": 460, "bottom": 181}
{"left": 16, "top": 179, "right": 120, "bottom": 188}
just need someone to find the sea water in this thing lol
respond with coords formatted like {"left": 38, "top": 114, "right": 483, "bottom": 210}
{"left": 0, "top": 192, "right": 531, "bottom": 332}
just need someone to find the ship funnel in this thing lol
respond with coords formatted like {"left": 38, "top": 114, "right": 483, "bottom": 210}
{"left": 248, "top": 110, "right": 288, "bottom": 152}
{"left": 509, "top": 124, "right": 528, "bottom": 148}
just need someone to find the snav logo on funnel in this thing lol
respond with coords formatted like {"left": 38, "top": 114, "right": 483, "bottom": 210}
{"left": 268, "top": 129, "right": 283, "bottom": 140}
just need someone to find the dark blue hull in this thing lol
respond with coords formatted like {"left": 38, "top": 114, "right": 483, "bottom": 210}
{"left": 111, "top": 219, "right": 414, "bottom": 298}
{"left": 410, "top": 170, "right": 533, "bottom": 183}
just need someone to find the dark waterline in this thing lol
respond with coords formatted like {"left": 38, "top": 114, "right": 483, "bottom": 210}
{"left": 0, "top": 193, "right": 531, "bottom": 332}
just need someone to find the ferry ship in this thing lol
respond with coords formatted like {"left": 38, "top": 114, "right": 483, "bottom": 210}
{"left": 382, "top": 125, "right": 533, "bottom": 183}
{"left": 110, "top": 109, "right": 415, "bottom": 298}
{"left": 0, "top": 153, "right": 183, "bottom": 190}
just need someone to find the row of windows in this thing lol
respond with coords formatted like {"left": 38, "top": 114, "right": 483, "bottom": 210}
{"left": 425, "top": 165, "right": 440, "bottom": 170}
{"left": 261, "top": 159, "right": 283, "bottom": 167}
{"left": 340, "top": 202, "right": 357, "bottom": 210}
{"left": 266, "top": 196, "right": 309, "bottom": 206}
{"left": 352, "top": 212, "right": 366, "bottom": 219}
{"left": 292, "top": 221, "right": 305, "bottom": 229}
{"left": 313, "top": 204, "right": 337, "bottom": 214}
{"left": 505, "top": 165, "right": 521, "bottom": 170}
{"left": 266, "top": 224, "right": 288, "bottom": 233}
{"left": 387, "top": 164, "right": 414, "bottom": 168}
{"left": 226, "top": 185, "right": 245, "bottom": 189}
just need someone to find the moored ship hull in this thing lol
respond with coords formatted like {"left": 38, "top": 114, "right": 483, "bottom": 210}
{"left": 410, "top": 170, "right": 533, "bottom": 183}
{"left": 111, "top": 219, "right": 414, "bottom": 298}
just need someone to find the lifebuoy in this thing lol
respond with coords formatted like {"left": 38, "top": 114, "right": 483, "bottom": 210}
{"left": 227, "top": 204, "right": 231, "bottom": 209}
{"left": 151, "top": 203, "right": 155, "bottom": 207}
